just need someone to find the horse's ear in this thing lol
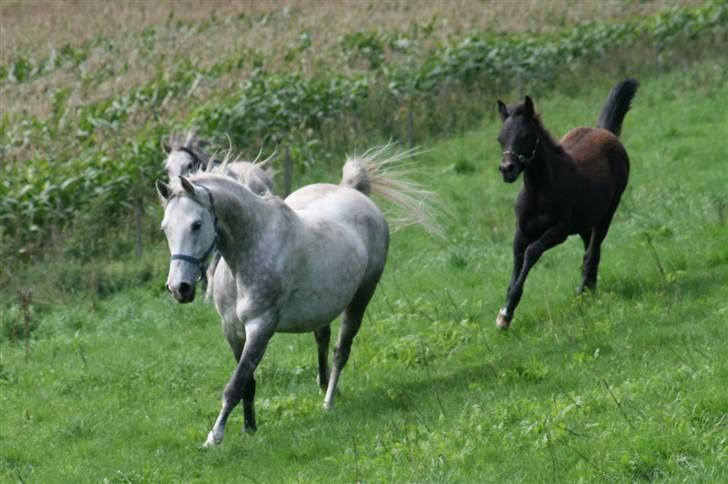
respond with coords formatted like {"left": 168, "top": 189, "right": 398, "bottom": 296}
{"left": 523, "top": 96, "right": 535, "bottom": 118}
{"left": 497, "top": 100, "right": 509, "bottom": 121}
{"left": 179, "top": 176, "right": 196, "bottom": 195}
{"left": 156, "top": 179, "right": 171, "bottom": 200}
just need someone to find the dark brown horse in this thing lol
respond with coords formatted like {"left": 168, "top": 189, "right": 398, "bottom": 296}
{"left": 494, "top": 79, "right": 639, "bottom": 329}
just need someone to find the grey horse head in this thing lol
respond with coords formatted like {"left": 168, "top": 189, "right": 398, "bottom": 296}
{"left": 156, "top": 176, "right": 218, "bottom": 303}
{"left": 163, "top": 131, "right": 212, "bottom": 178}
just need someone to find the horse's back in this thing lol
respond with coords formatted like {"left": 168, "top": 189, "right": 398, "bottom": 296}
{"left": 288, "top": 183, "right": 388, "bottom": 270}
{"left": 561, "top": 127, "right": 629, "bottom": 185}
{"left": 218, "top": 161, "right": 274, "bottom": 196}
{"left": 287, "top": 184, "right": 385, "bottom": 230}
{"left": 562, "top": 127, "right": 623, "bottom": 161}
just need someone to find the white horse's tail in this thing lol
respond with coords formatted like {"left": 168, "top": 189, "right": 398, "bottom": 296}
{"left": 341, "top": 144, "right": 443, "bottom": 237}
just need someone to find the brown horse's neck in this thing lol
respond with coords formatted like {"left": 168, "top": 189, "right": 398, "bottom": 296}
{"left": 523, "top": 142, "right": 555, "bottom": 191}
{"left": 523, "top": 130, "right": 563, "bottom": 192}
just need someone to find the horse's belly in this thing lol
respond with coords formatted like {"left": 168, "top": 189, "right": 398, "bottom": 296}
{"left": 277, "top": 266, "right": 367, "bottom": 332}
{"left": 277, "top": 237, "right": 369, "bottom": 332}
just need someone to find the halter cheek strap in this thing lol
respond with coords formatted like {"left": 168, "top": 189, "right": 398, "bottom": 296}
{"left": 177, "top": 146, "right": 202, "bottom": 167}
{"left": 169, "top": 184, "right": 219, "bottom": 286}
{"left": 503, "top": 137, "right": 540, "bottom": 165}
{"left": 178, "top": 146, "right": 223, "bottom": 172}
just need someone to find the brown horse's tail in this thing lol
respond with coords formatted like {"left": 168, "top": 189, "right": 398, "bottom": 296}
{"left": 596, "top": 78, "right": 639, "bottom": 137}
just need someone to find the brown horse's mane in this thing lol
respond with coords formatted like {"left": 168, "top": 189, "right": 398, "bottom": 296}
{"left": 511, "top": 102, "right": 564, "bottom": 154}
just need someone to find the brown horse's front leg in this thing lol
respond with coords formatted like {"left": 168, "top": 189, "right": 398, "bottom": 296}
{"left": 507, "top": 229, "right": 530, "bottom": 295}
{"left": 204, "top": 317, "right": 275, "bottom": 447}
{"left": 497, "top": 225, "right": 568, "bottom": 329}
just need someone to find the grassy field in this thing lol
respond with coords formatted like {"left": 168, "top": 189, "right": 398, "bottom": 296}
{"left": 2, "top": 60, "right": 727, "bottom": 482}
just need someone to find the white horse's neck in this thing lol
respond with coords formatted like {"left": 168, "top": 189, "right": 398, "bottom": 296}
{"left": 197, "top": 176, "right": 290, "bottom": 273}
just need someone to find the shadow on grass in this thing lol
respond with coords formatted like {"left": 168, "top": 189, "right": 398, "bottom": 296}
{"left": 605, "top": 259, "right": 727, "bottom": 302}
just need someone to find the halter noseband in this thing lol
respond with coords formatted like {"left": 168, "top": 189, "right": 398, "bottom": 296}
{"left": 169, "top": 184, "right": 219, "bottom": 287}
{"left": 502, "top": 137, "right": 540, "bottom": 165}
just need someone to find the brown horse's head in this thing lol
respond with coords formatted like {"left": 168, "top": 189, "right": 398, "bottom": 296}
{"left": 496, "top": 96, "right": 540, "bottom": 183}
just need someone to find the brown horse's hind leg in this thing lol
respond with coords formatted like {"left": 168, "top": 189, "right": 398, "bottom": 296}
{"left": 578, "top": 230, "right": 595, "bottom": 292}
{"left": 314, "top": 325, "right": 331, "bottom": 391}
{"left": 579, "top": 212, "right": 616, "bottom": 293}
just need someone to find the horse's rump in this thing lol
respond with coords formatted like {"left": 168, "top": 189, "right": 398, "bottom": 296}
{"left": 559, "top": 127, "right": 629, "bottom": 231}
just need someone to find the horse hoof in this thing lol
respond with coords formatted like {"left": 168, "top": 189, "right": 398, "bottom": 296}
{"left": 243, "top": 424, "right": 257, "bottom": 434}
{"left": 496, "top": 308, "right": 512, "bottom": 330}
{"left": 322, "top": 401, "right": 334, "bottom": 411}
{"left": 202, "top": 430, "right": 221, "bottom": 448}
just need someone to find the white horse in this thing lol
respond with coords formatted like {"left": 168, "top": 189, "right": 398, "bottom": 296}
{"left": 163, "top": 131, "right": 275, "bottom": 196}
{"left": 156, "top": 146, "right": 435, "bottom": 447}
{"left": 163, "top": 131, "right": 276, "bottom": 298}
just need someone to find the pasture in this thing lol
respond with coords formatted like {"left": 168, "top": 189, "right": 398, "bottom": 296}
{"left": 2, "top": 60, "right": 727, "bottom": 481}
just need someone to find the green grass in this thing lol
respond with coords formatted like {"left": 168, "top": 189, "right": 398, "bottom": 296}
{"left": 2, "top": 62, "right": 727, "bottom": 482}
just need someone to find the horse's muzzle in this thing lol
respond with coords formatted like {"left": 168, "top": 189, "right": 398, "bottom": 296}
{"left": 168, "top": 281, "right": 196, "bottom": 303}
{"left": 499, "top": 161, "right": 520, "bottom": 183}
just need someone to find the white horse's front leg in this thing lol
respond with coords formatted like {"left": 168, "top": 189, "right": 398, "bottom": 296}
{"left": 203, "top": 316, "right": 275, "bottom": 448}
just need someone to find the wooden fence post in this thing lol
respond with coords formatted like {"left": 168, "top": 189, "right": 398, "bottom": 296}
{"left": 284, "top": 146, "right": 293, "bottom": 197}
{"left": 18, "top": 289, "right": 33, "bottom": 361}
{"left": 134, "top": 198, "right": 143, "bottom": 258}
{"left": 407, "top": 103, "right": 415, "bottom": 148}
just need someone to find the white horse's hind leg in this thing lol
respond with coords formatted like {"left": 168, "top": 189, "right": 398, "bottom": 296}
{"left": 314, "top": 325, "right": 331, "bottom": 392}
{"left": 323, "top": 276, "right": 380, "bottom": 410}
{"left": 323, "top": 311, "right": 361, "bottom": 410}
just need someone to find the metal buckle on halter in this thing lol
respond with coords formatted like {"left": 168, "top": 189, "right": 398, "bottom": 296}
{"left": 169, "top": 184, "right": 219, "bottom": 286}
{"left": 502, "top": 137, "right": 539, "bottom": 165}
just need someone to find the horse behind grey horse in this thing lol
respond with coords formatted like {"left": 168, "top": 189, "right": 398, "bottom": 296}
{"left": 156, "top": 146, "right": 436, "bottom": 447}
{"left": 163, "top": 131, "right": 275, "bottom": 196}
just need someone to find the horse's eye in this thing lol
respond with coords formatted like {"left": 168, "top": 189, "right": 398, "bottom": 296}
{"left": 191, "top": 221, "right": 202, "bottom": 232}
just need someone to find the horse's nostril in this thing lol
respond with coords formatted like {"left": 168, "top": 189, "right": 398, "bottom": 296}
{"left": 505, "top": 163, "right": 516, "bottom": 174}
{"left": 179, "top": 282, "right": 192, "bottom": 297}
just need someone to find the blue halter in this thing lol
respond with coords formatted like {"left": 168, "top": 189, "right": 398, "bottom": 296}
{"left": 169, "top": 184, "right": 219, "bottom": 287}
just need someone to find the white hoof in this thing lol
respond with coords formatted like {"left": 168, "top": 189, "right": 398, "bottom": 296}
{"left": 322, "top": 400, "right": 334, "bottom": 411}
{"left": 202, "top": 430, "right": 221, "bottom": 448}
{"left": 496, "top": 308, "right": 512, "bottom": 330}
